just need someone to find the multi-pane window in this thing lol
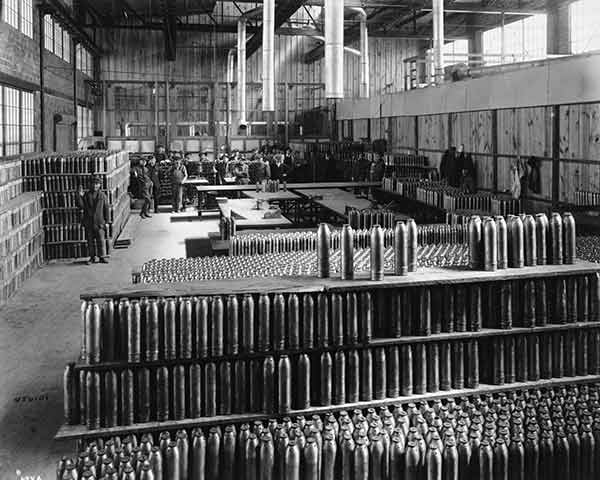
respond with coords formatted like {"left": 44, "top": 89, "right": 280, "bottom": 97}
{"left": 483, "top": 14, "right": 547, "bottom": 65}
{"left": 443, "top": 39, "right": 470, "bottom": 64}
{"left": 570, "top": 0, "right": 600, "bottom": 54}
{"left": 76, "top": 44, "right": 94, "bottom": 77}
{"left": 0, "top": 85, "right": 37, "bottom": 155}
{"left": 21, "top": 91, "right": 34, "bottom": 153}
{"left": 44, "top": 15, "right": 71, "bottom": 62}
{"left": 5, "top": 87, "right": 21, "bottom": 156}
{"left": 77, "top": 105, "right": 94, "bottom": 142}
{"left": 2, "top": 0, "right": 33, "bottom": 38}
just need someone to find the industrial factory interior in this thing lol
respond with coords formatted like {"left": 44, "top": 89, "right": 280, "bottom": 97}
{"left": 2, "top": 0, "right": 600, "bottom": 478}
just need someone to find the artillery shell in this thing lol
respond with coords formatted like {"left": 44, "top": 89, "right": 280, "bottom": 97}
{"left": 440, "top": 342, "right": 451, "bottom": 391}
{"left": 218, "top": 361, "right": 232, "bottom": 415}
{"left": 64, "top": 363, "right": 78, "bottom": 425}
{"left": 505, "top": 336, "right": 516, "bottom": 384}
{"left": 554, "top": 278, "right": 567, "bottom": 324}
{"left": 419, "top": 287, "right": 431, "bottom": 336}
{"left": 578, "top": 276, "right": 589, "bottom": 323}
{"left": 549, "top": 212, "right": 563, "bottom": 265}
{"left": 341, "top": 224, "right": 355, "bottom": 280}
{"left": 278, "top": 355, "right": 292, "bottom": 414}
{"left": 354, "top": 438, "right": 369, "bottom": 480}
{"left": 297, "top": 354, "right": 311, "bottom": 410}
{"left": 205, "top": 362, "right": 217, "bottom": 417}
{"left": 172, "top": 365, "right": 186, "bottom": 420}
{"left": 414, "top": 343, "right": 427, "bottom": 394}
{"left": 272, "top": 293, "right": 286, "bottom": 352}
{"left": 479, "top": 440, "right": 493, "bottom": 480}
{"left": 136, "top": 368, "right": 151, "bottom": 423}
{"left": 284, "top": 440, "right": 300, "bottom": 480}
{"left": 563, "top": 212, "right": 576, "bottom": 264}
{"left": 322, "top": 433, "right": 337, "bottom": 480}
{"left": 118, "top": 298, "right": 130, "bottom": 361}
{"left": 496, "top": 216, "right": 508, "bottom": 269}
{"left": 387, "top": 346, "right": 400, "bottom": 398}
{"left": 206, "top": 428, "right": 221, "bottom": 480}
{"left": 374, "top": 347, "right": 387, "bottom": 400}
{"left": 444, "top": 286, "right": 455, "bottom": 332}
{"left": 431, "top": 287, "right": 443, "bottom": 335}
{"left": 483, "top": 217, "right": 497, "bottom": 271}
{"left": 500, "top": 282, "right": 512, "bottom": 329}
{"left": 288, "top": 294, "right": 300, "bottom": 350}
{"left": 101, "top": 299, "right": 115, "bottom": 362}
{"left": 405, "top": 440, "right": 420, "bottom": 480}
{"left": 401, "top": 344, "right": 414, "bottom": 396}
{"left": 552, "top": 332, "right": 564, "bottom": 378}
{"left": 523, "top": 280, "right": 536, "bottom": 328}
{"left": 493, "top": 339, "right": 505, "bottom": 385}
{"left": 359, "top": 291, "right": 373, "bottom": 343}
{"left": 145, "top": 299, "right": 159, "bottom": 362}
{"left": 211, "top": 296, "right": 224, "bottom": 356}
{"left": 371, "top": 225, "right": 385, "bottom": 281}
{"left": 89, "top": 302, "right": 102, "bottom": 364}
{"left": 331, "top": 293, "right": 344, "bottom": 347}
{"left": 332, "top": 350, "right": 346, "bottom": 405}
{"left": 347, "top": 349, "right": 360, "bottom": 403}
{"left": 248, "top": 359, "right": 261, "bottom": 412}
{"left": 239, "top": 294, "right": 254, "bottom": 354}
{"left": 535, "top": 213, "right": 548, "bottom": 265}
{"left": 452, "top": 342, "right": 465, "bottom": 389}
{"left": 469, "top": 216, "right": 483, "bottom": 270}
{"left": 523, "top": 215, "right": 537, "bottom": 266}
{"left": 195, "top": 297, "right": 209, "bottom": 358}
{"left": 176, "top": 431, "right": 189, "bottom": 480}
{"left": 180, "top": 298, "right": 193, "bottom": 359}
{"left": 317, "top": 223, "right": 331, "bottom": 278}
{"left": 304, "top": 437, "right": 319, "bottom": 480}
{"left": 302, "top": 294, "right": 315, "bottom": 349}
{"left": 317, "top": 293, "right": 329, "bottom": 348}
{"left": 165, "top": 298, "right": 177, "bottom": 360}
{"left": 320, "top": 351, "right": 333, "bottom": 406}
{"left": 120, "top": 369, "right": 134, "bottom": 426}
{"left": 510, "top": 216, "right": 525, "bottom": 268}
{"left": 346, "top": 292, "right": 359, "bottom": 344}
{"left": 515, "top": 336, "right": 528, "bottom": 382}
{"left": 190, "top": 364, "right": 202, "bottom": 417}
{"left": 469, "top": 285, "right": 482, "bottom": 332}
{"left": 360, "top": 349, "right": 373, "bottom": 401}
{"left": 263, "top": 356, "right": 276, "bottom": 413}
{"left": 156, "top": 366, "right": 169, "bottom": 421}
{"left": 427, "top": 343, "right": 440, "bottom": 393}
{"left": 529, "top": 335, "right": 540, "bottom": 381}
{"left": 259, "top": 433, "right": 275, "bottom": 480}
{"left": 467, "top": 340, "right": 480, "bottom": 389}
{"left": 493, "top": 437, "right": 509, "bottom": 480}
{"left": 540, "top": 333, "right": 552, "bottom": 379}
{"left": 394, "top": 221, "right": 408, "bottom": 276}
{"left": 407, "top": 218, "right": 418, "bottom": 272}
{"left": 455, "top": 286, "right": 467, "bottom": 332}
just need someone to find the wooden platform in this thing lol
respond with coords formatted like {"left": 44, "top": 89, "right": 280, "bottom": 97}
{"left": 242, "top": 190, "right": 301, "bottom": 201}
{"left": 217, "top": 199, "right": 292, "bottom": 229}
{"left": 80, "top": 260, "right": 600, "bottom": 299}
{"left": 54, "top": 374, "right": 600, "bottom": 440}
{"left": 295, "top": 188, "right": 374, "bottom": 216}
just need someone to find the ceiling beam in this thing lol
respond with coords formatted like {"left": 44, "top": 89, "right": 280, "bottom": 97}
{"left": 162, "top": 0, "right": 177, "bottom": 61}
{"left": 246, "top": 0, "right": 309, "bottom": 57}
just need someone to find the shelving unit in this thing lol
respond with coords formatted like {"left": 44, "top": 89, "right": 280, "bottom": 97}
{"left": 22, "top": 151, "right": 131, "bottom": 260}
{"left": 57, "top": 261, "right": 600, "bottom": 441}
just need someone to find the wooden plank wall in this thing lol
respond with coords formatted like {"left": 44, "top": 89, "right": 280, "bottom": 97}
{"left": 349, "top": 101, "right": 600, "bottom": 206}
{"left": 559, "top": 103, "right": 600, "bottom": 202}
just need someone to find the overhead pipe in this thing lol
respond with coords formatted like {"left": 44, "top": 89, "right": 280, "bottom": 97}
{"left": 226, "top": 49, "right": 236, "bottom": 145}
{"left": 348, "top": 7, "right": 369, "bottom": 98}
{"left": 237, "top": 18, "right": 247, "bottom": 127}
{"left": 432, "top": 0, "right": 444, "bottom": 84}
{"left": 324, "top": 0, "right": 344, "bottom": 98}
{"left": 262, "top": 0, "right": 275, "bottom": 111}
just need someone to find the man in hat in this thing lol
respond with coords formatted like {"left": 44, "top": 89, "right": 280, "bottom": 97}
{"left": 147, "top": 156, "right": 161, "bottom": 213}
{"left": 171, "top": 153, "right": 188, "bottom": 212}
{"left": 138, "top": 157, "right": 153, "bottom": 218}
{"left": 77, "top": 176, "right": 110, "bottom": 264}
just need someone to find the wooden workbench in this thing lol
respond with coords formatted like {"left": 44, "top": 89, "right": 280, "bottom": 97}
{"left": 218, "top": 199, "right": 292, "bottom": 229}
{"left": 295, "top": 188, "right": 375, "bottom": 217}
{"left": 186, "top": 181, "right": 381, "bottom": 191}
{"left": 242, "top": 190, "right": 301, "bottom": 201}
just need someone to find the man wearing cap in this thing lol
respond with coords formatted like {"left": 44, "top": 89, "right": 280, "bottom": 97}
{"left": 77, "top": 176, "right": 110, "bottom": 264}
{"left": 171, "top": 154, "right": 188, "bottom": 212}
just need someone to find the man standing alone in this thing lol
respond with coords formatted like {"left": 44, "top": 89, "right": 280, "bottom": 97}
{"left": 147, "top": 156, "right": 160, "bottom": 213}
{"left": 171, "top": 154, "right": 188, "bottom": 212}
{"left": 77, "top": 176, "right": 110, "bottom": 264}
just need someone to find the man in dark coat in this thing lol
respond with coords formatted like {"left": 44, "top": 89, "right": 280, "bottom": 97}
{"left": 147, "top": 156, "right": 161, "bottom": 213}
{"left": 171, "top": 155, "right": 188, "bottom": 212}
{"left": 138, "top": 157, "right": 153, "bottom": 218}
{"left": 77, "top": 176, "right": 110, "bottom": 264}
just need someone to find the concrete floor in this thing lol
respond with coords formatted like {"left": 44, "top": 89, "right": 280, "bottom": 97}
{"left": 0, "top": 210, "right": 218, "bottom": 480}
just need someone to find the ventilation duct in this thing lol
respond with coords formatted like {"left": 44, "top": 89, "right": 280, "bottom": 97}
{"left": 237, "top": 18, "right": 247, "bottom": 126}
{"left": 325, "top": 0, "right": 344, "bottom": 98}
{"left": 348, "top": 7, "right": 369, "bottom": 98}
{"left": 432, "top": 0, "right": 445, "bottom": 84}
{"left": 262, "top": 0, "right": 275, "bottom": 111}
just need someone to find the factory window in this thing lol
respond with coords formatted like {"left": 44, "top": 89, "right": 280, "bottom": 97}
{"left": 2, "top": 0, "right": 19, "bottom": 31}
{"left": 20, "top": 0, "right": 32, "bottom": 38}
{"left": 21, "top": 91, "right": 34, "bottom": 153}
{"left": 570, "top": 0, "right": 600, "bottom": 54}
{"left": 443, "top": 39, "right": 469, "bottom": 64}
{"left": 44, "top": 15, "right": 71, "bottom": 62}
{"left": 483, "top": 14, "right": 547, "bottom": 65}
{"left": 62, "top": 30, "right": 71, "bottom": 62}
{"left": 44, "top": 15, "right": 53, "bottom": 51}
{"left": 77, "top": 105, "right": 94, "bottom": 142}
{"left": 2, "top": 0, "right": 32, "bottom": 37}
{"left": 4, "top": 87, "right": 21, "bottom": 156}
{"left": 76, "top": 44, "right": 94, "bottom": 77}
{"left": 53, "top": 21, "right": 63, "bottom": 58}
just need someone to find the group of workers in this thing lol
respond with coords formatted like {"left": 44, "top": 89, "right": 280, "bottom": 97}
{"left": 439, "top": 144, "right": 476, "bottom": 192}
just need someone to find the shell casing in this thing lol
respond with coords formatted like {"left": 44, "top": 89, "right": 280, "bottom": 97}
{"left": 401, "top": 344, "right": 413, "bottom": 396}
{"left": 413, "top": 343, "right": 427, "bottom": 395}
{"left": 274, "top": 430, "right": 289, "bottom": 480}
{"left": 394, "top": 221, "right": 408, "bottom": 276}
{"left": 347, "top": 349, "right": 360, "bottom": 404}
{"left": 210, "top": 296, "right": 224, "bottom": 357}
{"left": 496, "top": 216, "right": 508, "bottom": 269}
{"left": 320, "top": 351, "right": 333, "bottom": 406}
{"left": 284, "top": 440, "right": 300, "bottom": 480}
{"left": 173, "top": 365, "right": 186, "bottom": 420}
{"left": 431, "top": 288, "right": 443, "bottom": 335}
{"left": 427, "top": 343, "right": 440, "bottom": 393}
{"left": 102, "top": 299, "right": 115, "bottom": 362}
{"left": 563, "top": 212, "right": 576, "bottom": 264}
{"left": 552, "top": 332, "right": 564, "bottom": 378}
{"left": 296, "top": 353, "right": 311, "bottom": 410}
{"left": 206, "top": 429, "right": 221, "bottom": 480}
{"left": 304, "top": 437, "right": 319, "bottom": 480}
{"left": 317, "top": 223, "right": 331, "bottom": 278}
{"left": 118, "top": 299, "right": 130, "bottom": 361}
{"left": 302, "top": 294, "right": 315, "bottom": 349}
{"left": 576, "top": 329, "right": 589, "bottom": 376}
{"left": 540, "top": 333, "right": 552, "bottom": 379}
{"left": 483, "top": 218, "right": 497, "bottom": 271}
{"left": 509, "top": 216, "right": 524, "bottom": 268}
{"left": 478, "top": 440, "right": 493, "bottom": 480}
{"left": 262, "top": 356, "right": 276, "bottom": 413}
{"left": 258, "top": 434, "right": 275, "bottom": 480}
{"left": 136, "top": 368, "right": 151, "bottom": 423}
{"left": 444, "top": 286, "right": 455, "bottom": 333}
{"left": 528, "top": 335, "right": 540, "bottom": 381}
{"left": 145, "top": 299, "right": 159, "bottom": 362}
{"left": 504, "top": 337, "right": 516, "bottom": 384}
{"left": 407, "top": 219, "right": 418, "bottom": 272}
{"left": 331, "top": 293, "right": 344, "bottom": 347}
{"left": 64, "top": 363, "right": 78, "bottom": 424}
{"left": 534, "top": 279, "right": 547, "bottom": 327}
{"left": 554, "top": 278, "right": 567, "bottom": 324}
{"left": 218, "top": 361, "right": 232, "bottom": 415}
{"left": 440, "top": 342, "right": 452, "bottom": 391}
{"left": 452, "top": 342, "right": 465, "bottom": 390}
{"left": 322, "top": 434, "right": 337, "bottom": 480}
{"left": 466, "top": 340, "right": 480, "bottom": 389}
{"left": 419, "top": 287, "right": 431, "bottom": 336}
{"left": 340, "top": 224, "right": 354, "bottom": 280}
{"left": 80, "top": 300, "right": 88, "bottom": 362}
{"left": 359, "top": 348, "right": 373, "bottom": 401}
{"left": 102, "top": 370, "right": 118, "bottom": 428}
{"left": 241, "top": 294, "right": 254, "bottom": 353}
{"left": 493, "top": 438, "right": 509, "bottom": 480}
{"left": 354, "top": 438, "right": 369, "bottom": 480}
{"left": 468, "top": 216, "right": 483, "bottom": 270}
{"left": 164, "top": 298, "right": 176, "bottom": 360}
{"left": 257, "top": 293, "right": 271, "bottom": 353}
{"left": 455, "top": 286, "right": 467, "bottom": 332}
{"left": 195, "top": 297, "right": 209, "bottom": 358}
{"left": 346, "top": 292, "right": 359, "bottom": 344}
{"left": 523, "top": 215, "right": 537, "bottom": 267}
{"left": 359, "top": 291, "right": 373, "bottom": 343}
{"left": 333, "top": 351, "right": 346, "bottom": 405}
{"left": 317, "top": 293, "right": 329, "bottom": 348}
{"left": 523, "top": 280, "right": 536, "bottom": 328}
{"left": 469, "top": 285, "right": 482, "bottom": 332}
{"left": 499, "top": 282, "right": 512, "bottom": 329}
{"left": 374, "top": 347, "right": 387, "bottom": 400}
{"left": 535, "top": 213, "right": 548, "bottom": 266}
{"left": 190, "top": 364, "right": 202, "bottom": 417}
{"left": 370, "top": 225, "right": 385, "bottom": 281}
{"left": 179, "top": 298, "right": 193, "bottom": 360}
{"left": 387, "top": 346, "right": 400, "bottom": 399}
{"left": 204, "top": 362, "right": 217, "bottom": 417}
{"left": 405, "top": 440, "right": 421, "bottom": 480}
{"left": 515, "top": 336, "right": 528, "bottom": 382}
{"left": 549, "top": 212, "right": 563, "bottom": 265}
{"left": 273, "top": 294, "right": 286, "bottom": 351}
{"left": 578, "top": 276, "right": 589, "bottom": 323}
{"left": 225, "top": 295, "right": 239, "bottom": 356}
{"left": 278, "top": 355, "right": 292, "bottom": 414}
{"left": 493, "top": 339, "right": 505, "bottom": 385}
{"left": 248, "top": 359, "right": 261, "bottom": 412}
{"left": 564, "top": 331, "right": 577, "bottom": 377}
{"left": 287, "top": 294, "right": 300, "bottom": 350}
{"left": 156, "top": 366, "right": 170, "bottom": 422}
{"left": 176, "top": 431, "right": 189, "bottom": 480}
{"left": 120, "top": 369, "right": 134, "bottom": 426}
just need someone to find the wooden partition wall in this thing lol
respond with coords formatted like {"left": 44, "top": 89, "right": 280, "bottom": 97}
{"left": 341, "top": 102, "right": 600, "bottom": 207}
